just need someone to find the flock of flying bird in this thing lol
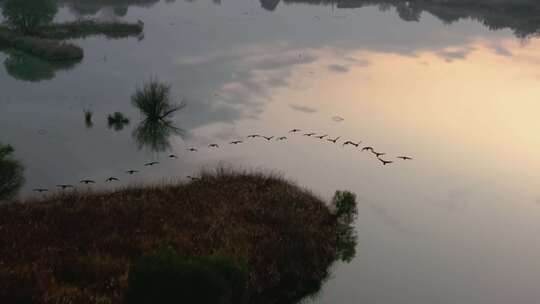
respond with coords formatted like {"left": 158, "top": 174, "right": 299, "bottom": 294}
{"left": 32, "top": 128, "right": 413, "bottom": 194}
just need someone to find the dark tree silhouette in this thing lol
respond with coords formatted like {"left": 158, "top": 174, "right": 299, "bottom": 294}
{"left": 2, "top": 0, "right": 58, "bottom": 35}
{"left": 0, "top": 144, "right": 25, "bottom": 201}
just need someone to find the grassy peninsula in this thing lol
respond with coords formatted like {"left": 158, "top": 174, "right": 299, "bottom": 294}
{"left": 0, "top": 170, "right": 357, "bottom": 304}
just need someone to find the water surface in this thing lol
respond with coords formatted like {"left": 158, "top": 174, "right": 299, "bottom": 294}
{"left": 2, "top": 0, "right": 540, "bottom": 303}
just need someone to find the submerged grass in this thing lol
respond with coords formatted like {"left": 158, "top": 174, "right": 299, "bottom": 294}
{"left": 0, "top": 169, "right": 353, "bottom": 304}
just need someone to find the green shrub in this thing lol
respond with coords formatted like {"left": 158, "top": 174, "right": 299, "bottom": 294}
{"left": 124, "top": 249, "right": 247, "bottom": 304}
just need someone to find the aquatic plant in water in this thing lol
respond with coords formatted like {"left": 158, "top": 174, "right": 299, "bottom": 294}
{"left": 131, "top": 79, "right": 185, "bottom": 121}
{"left": 131, "top": 79, "right": 185, "bottom": 152}
{"left": 107, "top": 112, "right": 130, "bottom": 131}
{"left": 0, "top": 144, "right": 25, "bottom": 201}
{"left": 84, "top": 109, "right": 93, "bottom": 128}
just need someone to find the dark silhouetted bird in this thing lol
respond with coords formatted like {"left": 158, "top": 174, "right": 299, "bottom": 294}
{"left": 343, "top": 141, "right": 360, "bottom": 147}
{"left": 144, "top": 161, "right": 159, "bottom": 166}
{"left": 303, "top": 132, "right": 316, "bottom": 136}
{"left": 372, "top": 151, "right": 386, "bottom": 158}
{"left": 80, "top": 179, "right": 96, "bottom": 184}
{"left": 209, "top": 144, "right": 219, "bottom": 148}
{"left": 126, "top": 170, "right": 139, "bottom": 175}
{"left": 187, "top": 148, "right": 198, "bottom": 152}
{"left": 289, "top": 129, "right": 301, "bottom": 133}
{"left": 262, "top": 136, "right": 274, "bottom": 141}
{"left": 327, "top": 136, "right": 340, "bottom": 143}
{"left": 169, "top": 154, "right": 178, "bottom": 159}
{"left": 33, "top": 188, "right": 48, "bottom": 193}
{"left": 277, "top": 137, "right": 287, "bottom": 141}
{"left": 230, "top": 140, "right": 243, "bottom": 144}
{"left": 362, "top": 146, "right": 374, "bottom": 152}
{"left": 378, "top": 158, "right": 393, "bottom": 166}
{"left": 315, "top": 134, "right": 327, "bottom": 139}
{"left": 397, "top": 156, "right": 413, "bottom": 160}
{"left": 56, "top": 184, "right": 74, "bottom": 190}
{"left": 247, "top": 134, "right": 260, "bottom": 138}
{"left": 106, "top": 177, "right": 119, "bottom": 182}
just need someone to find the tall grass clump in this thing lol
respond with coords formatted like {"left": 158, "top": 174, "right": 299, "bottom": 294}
{"left": 131, "top": 79, "right": 185, "bottom": 121}
{"left": 124, "top": 248, "right": 247, "bottom": 304}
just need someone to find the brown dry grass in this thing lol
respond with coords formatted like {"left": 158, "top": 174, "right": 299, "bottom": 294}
{"left": 0, "top": 169, "right": 340, "bottom": 304}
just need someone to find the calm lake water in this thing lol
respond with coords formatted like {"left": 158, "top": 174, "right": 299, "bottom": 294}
{"left": 3, "top": 0, "right": 540, "bottom": 303}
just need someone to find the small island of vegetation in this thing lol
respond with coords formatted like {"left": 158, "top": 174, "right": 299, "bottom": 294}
{"left": 0, "top": 0, "right": 144, "bottom": 61}
{"left": 0, "top": 168, "right": 357, "bottom": 304}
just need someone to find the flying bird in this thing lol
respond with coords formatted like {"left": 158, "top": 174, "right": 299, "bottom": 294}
{"left": 187, "top": 176, "right": 200, "bottom": 181}
{"left": 362, "top": 146, "right": 374, "bottom": 152}
{"left": 126, "top": 170, "right": 139, "bottom": 175}
{"left": 56, "top": 184, "right": 74, "bottom": 190}
{"left": 343, "top": 141, "right": 360, "bottom": 147}
{"left": 397, "top": 156, "right": 413, "bottom": 160}
{"left": 372, "top": 151, "right": 386, "bottom": 158}
{"left": 289, "top": 129, "right": 301, "bottom": 133}
{"left": 33, "top": 188, "right": 48, "bottom": 193}
{"left": 169, "top": 154, "right": 178, "bottom": 159}
{"left": 230, "top": 140, "right": 243, "bottom": 144}
{"left": 209, "top": 144, "right": 219, "bottom": 148}
{"left": 144, "top": 161, "right": 159, "bottom": 166}
{"left": 106, "top": 177, "right": 119, "bottom": 182}
{"left": 262, "top": 136, "right": 274, "bottom": 141}
{"left": 277, "top": 136, "right": 287, "bottom": 141}
{"left": 315, "top": 134, "right": 328, "bottom": 139}
{"left": 303, "top": 132, "right": 316, "bottom": 136}
{"left": 327, "top": 136, "right": 340, "bottom": 143}
{"left": 187, "top": 148, "right": 198, "bottom": 152}
{"left": 80, "top": 179, "right": 96, "bottom": 184}
{"left": 378, "top": 158, "right": 393, "bottom": 166}
{"left": 247, "top": 134, "right": 260, "bottom": 138}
